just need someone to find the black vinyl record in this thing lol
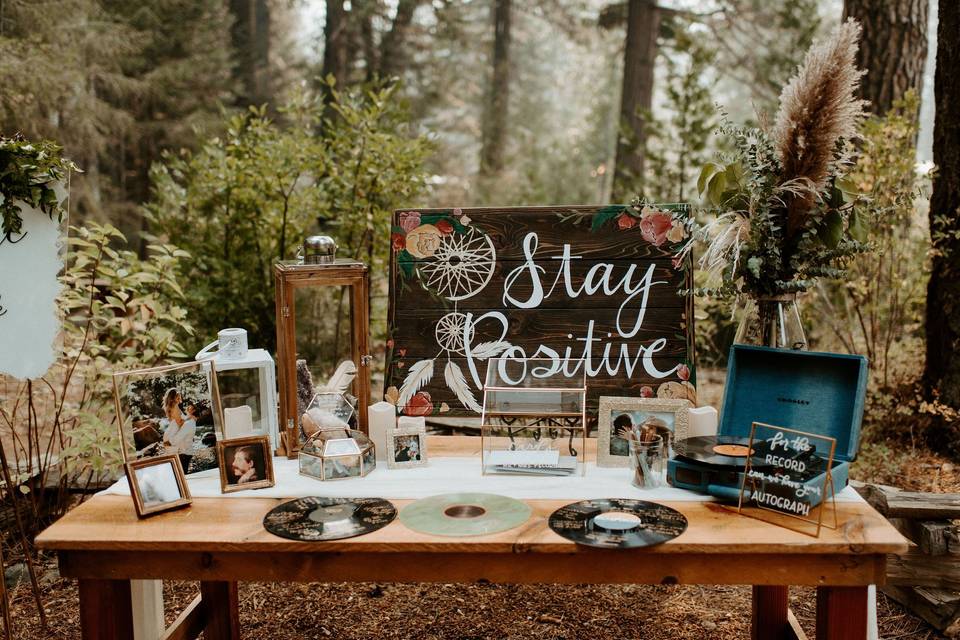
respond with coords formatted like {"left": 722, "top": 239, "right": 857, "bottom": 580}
{"left": 674, "top": 436, "right": 827, "bottom": 479}
{"left": 548, "top": 499, "right": 687, "bottom": 549}
{"left": 673, "top": 435, "right": 764, "bottom": 468}
{"left": 263, "top": 497, "right": 397, "bottom": 541}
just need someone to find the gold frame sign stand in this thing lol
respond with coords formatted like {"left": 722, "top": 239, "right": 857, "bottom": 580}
{"left": 735, "top": 422, "right": 839, "bottom": 538}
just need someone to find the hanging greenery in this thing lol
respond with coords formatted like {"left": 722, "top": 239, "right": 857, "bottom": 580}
{"left": 0, "top": 135, "right": 79, "bottom": 237}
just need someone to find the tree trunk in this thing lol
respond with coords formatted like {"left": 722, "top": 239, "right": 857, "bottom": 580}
{"left": 379, "top": 0, "right": 421, "bottom": 79}
{"left": 322, "top": 0, "right": 349, "bottom": 88}
{"left": 229, "top": 0, "right": 271, "bottom": 107}
{"left": 843, "top": 0, "right": 928, "bottom": 115}
{"left": 613, "top": 0, "right": 659, "bottom": 200}
{"left": 479, "top": 0, "right": 511, "bottom": 177}
{"left": 924, "top": 0, "right": 960, "bottom": 405}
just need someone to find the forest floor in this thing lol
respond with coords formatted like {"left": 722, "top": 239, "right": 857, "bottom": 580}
{"left": 5, "top": 368, "right": 957, "bottom": 639}
{"left": 5, "top": 566, "right": 947, "bottom": 639}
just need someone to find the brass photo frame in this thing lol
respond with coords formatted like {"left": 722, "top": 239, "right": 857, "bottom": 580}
{"left": 736, "top": 422, "right": 838, "bottom": 538}
{"left": 125, "top": 454, "right": 192, "bottom": 518}
{"left": 113, "top": 360, "right": 225, "bottom": 474}
{"left": 113, "top": 360, "right": 223, "bottom": 474}
{"left": 217, "top": 434, "right": 275, "bottom": 493}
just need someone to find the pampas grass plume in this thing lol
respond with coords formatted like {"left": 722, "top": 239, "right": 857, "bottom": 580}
{"left": 772, "top": 18, "right": 867, "bottom": 236}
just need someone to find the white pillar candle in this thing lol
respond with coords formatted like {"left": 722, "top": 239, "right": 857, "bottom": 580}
{"left": 223, "top": 405, "right": 254, "bottom": 439}
{"left": 369, "top": 402, "right": 396, "bottom": 462}
{"left": 687, "top": 406, "right": 719, "bottom": 438}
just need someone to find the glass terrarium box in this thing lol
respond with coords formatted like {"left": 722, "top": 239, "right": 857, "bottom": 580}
{"left": 274, "top": 241, "right": 371, "bottom": 458}
{"left": 480, "top": 358, "right": 587, "bottom": 476}
{"left": 298, "top": 427, "right": 376, "bottom": 481}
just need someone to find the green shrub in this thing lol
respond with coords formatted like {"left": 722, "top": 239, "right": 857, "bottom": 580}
{"left": 146, "top": 83, "right": 431, "bottom": 366}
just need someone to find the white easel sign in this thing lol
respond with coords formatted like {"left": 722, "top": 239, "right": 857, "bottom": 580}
{"left": 0, "top": 188, "right": 66, "bottom": 380}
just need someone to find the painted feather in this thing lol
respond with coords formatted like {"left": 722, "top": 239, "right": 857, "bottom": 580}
{"left": 470, "top": 340, "right": 511, "bottom": 360}
{"left": 397, "top": 358, "right": 435, "bottom": 408}
{"left": 444, "top": 360, "right": 482, "bottom": 413}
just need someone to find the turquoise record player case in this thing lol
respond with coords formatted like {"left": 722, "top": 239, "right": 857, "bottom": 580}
{"left": 668, "top": 345, "right": 868, "bottom": 504}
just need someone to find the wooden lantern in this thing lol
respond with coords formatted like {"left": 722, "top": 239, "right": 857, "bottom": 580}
{"left": 274, "top": 255, "right": 371, "bottom": 458}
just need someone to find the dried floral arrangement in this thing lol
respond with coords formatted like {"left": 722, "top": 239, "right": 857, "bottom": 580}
{"left": 686, "top": 20, "right": 869, "bottom": 299}
{"left": 0, "top": 135, "right": 78, "bottom": 236}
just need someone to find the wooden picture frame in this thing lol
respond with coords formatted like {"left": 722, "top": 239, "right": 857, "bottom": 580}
{"left": 217, "top": 435, "right": 275, "bottom": 493}
{"left": 113, "top": 360, "right": 224, "bottom": 474}
{"left": 597, "top": 397, "right": 690, "bottom": 468}
{"left": 386, "top": 427, "right": 428, "bottom": 469}
{"left": 125, "top": 454, "right": 192, "bottom": 518}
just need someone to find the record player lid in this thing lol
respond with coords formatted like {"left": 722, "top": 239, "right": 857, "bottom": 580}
{"left": 719, "top": 345, "right": 868, "bottom": 462}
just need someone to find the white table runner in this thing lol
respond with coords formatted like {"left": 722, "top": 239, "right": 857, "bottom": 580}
{"left": 101, "top": 455, "right": 864, "bottom": 503}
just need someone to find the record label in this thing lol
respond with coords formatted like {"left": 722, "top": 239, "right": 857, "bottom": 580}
{"left": 263, "top": 497, "right": 396, "bottom": 541}
{"left": 548, "top": 499, "right": 687, "bottom": 549}
{"left": 400, "top": 493, "right": 532, "bottom": 537}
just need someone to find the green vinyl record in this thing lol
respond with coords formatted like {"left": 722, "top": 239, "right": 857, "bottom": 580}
{"left": 400, "top": 492, "right": 532, "bottom": 537}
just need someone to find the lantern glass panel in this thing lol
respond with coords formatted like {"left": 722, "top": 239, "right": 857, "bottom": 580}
{"left": 217, "top": 368, "right": 263, "bottom": 429}
{"left": 293, "top": 285, "right": 356, "bottom": 390}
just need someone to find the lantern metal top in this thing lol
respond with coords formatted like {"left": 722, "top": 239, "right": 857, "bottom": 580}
{"left": 302, "top": 235, "right": 337, "bottom": 264}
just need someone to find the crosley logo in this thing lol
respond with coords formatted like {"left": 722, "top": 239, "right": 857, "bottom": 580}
{"left": 776, "top": 397, "right": 810, "bottom": 405}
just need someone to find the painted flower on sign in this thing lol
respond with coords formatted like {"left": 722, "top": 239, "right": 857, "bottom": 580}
{"left": 616, "top": 213, "right": 637, "bottom": 230}
{"left": 640, "top": 385, "right": 654, "bottom": 398}
{"left": 666, "top": 220, "right": 687, "bottom": 243}
{"left": 677, "top": 364, "right": 690, "bottom": 381}
{"left": 406, "top": 224, "right": 443, "bottom": 258}
{"left": 436, "top": 219, "right": 454, "bottom": 235}
{"left": 391, "top": 233, "right": 406, "bottom": 252}
{"left": 639, "top": 209, "right": 673, "bottom": 247}
{"left": 398, "top": 211, "right": 421, "bottom": 233}
{"left": 404, "top": 391, "right": 433, "bottom": 416}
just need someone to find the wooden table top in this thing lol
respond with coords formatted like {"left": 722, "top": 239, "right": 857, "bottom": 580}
{"left": 36, "top": 437, "right": 909, "bottom": 558}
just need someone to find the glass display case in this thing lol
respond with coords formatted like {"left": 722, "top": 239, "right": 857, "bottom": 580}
{"left": 298, "top": 427, "right": 376, "bottom": 481}
{"left": 480, "top": 358, "right": 587, "bottom": 476}
{"left": 274, "top": 237, "right": 371, "bottom": 458}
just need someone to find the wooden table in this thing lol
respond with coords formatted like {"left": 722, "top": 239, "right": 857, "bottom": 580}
{"left": 35, "top": 438, "right": 909, "bottom": 640}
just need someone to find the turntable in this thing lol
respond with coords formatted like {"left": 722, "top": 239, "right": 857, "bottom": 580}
{"left": 667, "top": 345, "right": 868, "bottom": 505}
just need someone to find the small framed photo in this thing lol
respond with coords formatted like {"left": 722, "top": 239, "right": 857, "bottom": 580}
{"left": 597, "top": 397, "right": 690, "bottom": 468}
{"left": 113, "top": 360, "right": 224, "bottom": 475}
{"left": 217, "top": 435, "right": 275, "bottom": 493}
{"left": 386, "top": 427, "right": 427, "bottom": 469}
{"left": 125, "top": 454, "right": 192, "bottom": 518}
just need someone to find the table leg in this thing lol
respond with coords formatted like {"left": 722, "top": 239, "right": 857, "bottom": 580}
{"left": 78, "top": 579, "right": 134, "bottom": 640}
{"left": 200, "top": 581, "right": 241, "bottom": 640}
{"left": 751, "top": 585, "right": 790, "bottom": 640}
{"left": 816, "top": 586, "right": 867, "bottom": 640}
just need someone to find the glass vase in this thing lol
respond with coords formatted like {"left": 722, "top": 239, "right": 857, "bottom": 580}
{"left": 735, "top": 294, "right": 807, "bottom": 350}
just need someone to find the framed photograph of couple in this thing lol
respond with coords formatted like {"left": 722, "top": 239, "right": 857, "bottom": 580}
{"left": 125, "top": 454, "right": 192, "bottom": 518}
{"left": 113, "top": 360, "right": 224, "bottom": 475}
{"left": 386, "top": 427, "right": 427, "bottom": 469}
{"left": 597, "top": 397, "right": 690, "bottom": 468}
{"left": 217, "top": 435, "right": 275, "bottom": 493}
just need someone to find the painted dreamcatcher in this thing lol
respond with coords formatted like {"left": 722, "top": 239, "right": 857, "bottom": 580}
{"left": 391, "top": 213, "right": 507, "bottom": 414}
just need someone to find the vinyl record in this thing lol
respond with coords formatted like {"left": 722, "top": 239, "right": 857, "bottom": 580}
{"left": 673, "top": 435, "right": 762, "bottom": 468}
{"left": 263, "top": 497, "right": 396, "bottom": 541}
{"left": 548, "top": 499, "right": 687, "bottom": 549}
{"left": 400, "top": 493, "right": 532, "bottom": 537}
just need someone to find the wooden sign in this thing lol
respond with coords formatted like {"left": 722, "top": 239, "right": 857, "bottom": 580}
{"left": 737, "top": 422, "right": 838, "bottom": 537}
{"left": 384, "top": 205, "right": 696, "bottom": 421}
